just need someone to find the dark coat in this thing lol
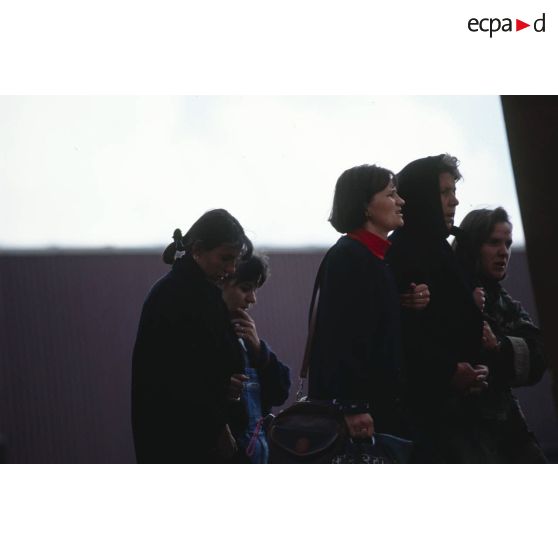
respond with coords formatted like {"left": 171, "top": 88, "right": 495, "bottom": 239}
{"left": 451, "top": 242, "right": 548, "bottom": 462}
{"left": 475, "top": 281, "right": 547, "bottom": 462}
{"left": 481, "top": 281, "right": 546, "bottom": 388}
{"left": 131, "top": 255, "right": 245, "bottom": 463}
{"left": 387, "top": 229, "right": 484, "bottom": 409}
{"left": 308, "top": 236, "right": 403, "bottom": 434}
{"left": 245, "top": 339, "right": 291, "bottom": 415}
{"left": 386, "top": 156, "right": 485, "bottom": 461}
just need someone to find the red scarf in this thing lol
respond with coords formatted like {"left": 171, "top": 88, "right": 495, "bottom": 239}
{"left": 347, "top": 228, "right": 391, "bottom": 260}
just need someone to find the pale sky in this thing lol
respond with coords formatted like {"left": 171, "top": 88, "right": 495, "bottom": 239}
{"left": 0, "top": 95, "right": 523, "bottom": 249}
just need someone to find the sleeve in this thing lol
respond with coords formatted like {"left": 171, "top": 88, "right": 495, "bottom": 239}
{"left": 484, "top": 293, "right": 547, "bottom": 388}
{"left": 312, "top": 247, "right": 381, "bottom": 413}
{"left": 388, "top": 243, "right": 462, "bottom": 396}
{"left": 399, "top": 306, "right": 464, "bottom": 399}
{"left": 151, "top": 292, "right": 231, "bottom": 445}
{"left": 254, "top": 339, "right": 292, "bottom": 410}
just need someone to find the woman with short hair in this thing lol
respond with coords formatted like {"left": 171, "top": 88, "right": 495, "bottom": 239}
{"left": 221, "top": 253, "right": 291, "bottom": 463}
{"left": 308, "top": 164, "right": 414, "bottom": 441}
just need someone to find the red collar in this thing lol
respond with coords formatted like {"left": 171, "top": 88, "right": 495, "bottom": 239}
{"left": 347, "top": 228, "right": 391, "bottom": 260}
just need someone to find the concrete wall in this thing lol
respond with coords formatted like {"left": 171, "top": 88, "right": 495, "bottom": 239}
{"left": 0, "top": 249, "right": 556, "bottom": 463}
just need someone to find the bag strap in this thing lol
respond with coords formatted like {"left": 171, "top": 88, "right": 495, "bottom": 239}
{"left": 297, "top": 247, "right": 334, "bottom": 398}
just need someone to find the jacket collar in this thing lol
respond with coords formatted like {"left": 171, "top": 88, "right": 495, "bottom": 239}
{"left": 347, "top": 228, "right": 391, "bottom": 260}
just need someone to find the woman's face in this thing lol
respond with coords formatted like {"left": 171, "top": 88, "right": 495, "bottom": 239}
{"left": 364, "top": 180, "right": 405, "bottom": 238}
{"left": 479, "top": 222, "right": 512, "bottom": 281}
{"left": 439, "top": 172, "right": 459, "bottom": 230}
{"left": 222, "top": 280, "right": 258, "bottom": 313}
{"left": 193, "top": 244, "right": 241, "bottom": 284}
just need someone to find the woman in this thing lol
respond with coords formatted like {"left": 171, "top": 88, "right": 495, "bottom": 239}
{"left": 454, "top": 207, "right": 547, "bottom": 462}
{"left": 308, "top": 164, "right": 412, "bottom": 440}
{"left": 221, "top": 253, "right": 291, "bottom": 463}
{"left": 131, "top": 209, "right": 252, "bottom": 463}
{"left": 386, "top": 154, "right": 490, "bottom": 463}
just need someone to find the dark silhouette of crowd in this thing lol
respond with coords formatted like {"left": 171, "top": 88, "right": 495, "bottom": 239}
{"left": 131, "top": 154, "right": 547, "bottom": 464}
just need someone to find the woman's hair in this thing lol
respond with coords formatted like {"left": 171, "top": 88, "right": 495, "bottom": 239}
{"left": 329, "top": 164, "right": 395, "bottom": 233}
{"left": 162, "top": 209, "right": 252, "bottom": 264}
{"left": 224, "top": 253, "right": 270, "bottom": 288}
{"left": 459, "top": 206, "right": 511, "bottom": 250}
{"left": 454, "top": 207, "right": 512, "bottom": 277}
{"left": 438, "top": 153, "right": 462, "bottom": 181}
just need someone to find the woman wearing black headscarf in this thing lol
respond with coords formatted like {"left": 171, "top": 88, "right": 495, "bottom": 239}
{"left": 132, "top": 209, "right": 252, "bottom": 463}
{"left": 386, "top": 154, "right": 489, "bottom": 463}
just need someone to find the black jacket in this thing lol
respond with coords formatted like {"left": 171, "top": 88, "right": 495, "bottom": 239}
{"left": 386, "top": 156, "right": 484, "bottom": 420}
{"left": 308, "top": 236, "right": 403, "bottom": 433}
{"left": 131, "top": 255, "right": 244, "bottom": 463}
{"left": 480, "top": 281, "right": 546, "bottom": 390}
{"left": 451, "top": 241, "right": 548, "bottom": 462}
{"left": 244, "top": 339, "right": 291, "bottom": 415}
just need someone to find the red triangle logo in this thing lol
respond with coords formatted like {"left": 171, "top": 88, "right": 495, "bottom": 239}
{"left": 516, "top": 19, "right": 530, "bottom": 31}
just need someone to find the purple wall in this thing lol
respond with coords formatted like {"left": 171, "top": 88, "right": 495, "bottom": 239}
{"left": 0, "top": 249, "right": 556, "bottom": 463}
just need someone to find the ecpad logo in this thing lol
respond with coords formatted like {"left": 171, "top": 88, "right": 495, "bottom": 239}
{"left": 468, "top": 13, "right": 546, "bottom": 37}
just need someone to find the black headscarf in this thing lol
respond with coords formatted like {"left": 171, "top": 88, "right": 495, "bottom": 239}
{"left": 396, "top": 154, "right": 453, "bottom": 241}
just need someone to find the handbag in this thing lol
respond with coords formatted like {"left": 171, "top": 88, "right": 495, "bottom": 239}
{"left": 268, "top": 400, "right": 347, "bottom": 463}
{"left": 268, "top": 401, "right": 414, "bottom": 464}
{"left": 267, "top": 248, "right": 414, "bottom": 464}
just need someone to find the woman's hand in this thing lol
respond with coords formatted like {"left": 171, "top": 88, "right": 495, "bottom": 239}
{"left": 473, "top": 287, "right": 486, "bottom": 312}
{"left": 482, "top": 321, "right": 500, "bottom": 351}
{"left": 452, "top": 362, "right": 489, "bottom": 393}
{"left": 232, "top": 308, "right": 261, "bottom": 355}
{"left": 468, "top": 365, "right": 489, "bottom": 394}
{"left": 344, "top": 413, "right": 374, "bottom": 439}
{"left": 400, "top": 282, "right": 430, "bottom": 311}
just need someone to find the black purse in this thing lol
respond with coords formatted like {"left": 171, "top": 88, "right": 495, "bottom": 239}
{"left": 267, "top": 248, "right": 414, "bottom": 464}
{"left": 268, "top": 401, "right": 414, "bottom": 464}
{"left": 268, "top": 400, "right": 347, "bottom": 463}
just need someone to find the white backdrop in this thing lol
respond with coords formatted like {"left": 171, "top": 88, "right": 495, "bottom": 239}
{"left": 1, "top": 95, "right": 523, "bottom": 248}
